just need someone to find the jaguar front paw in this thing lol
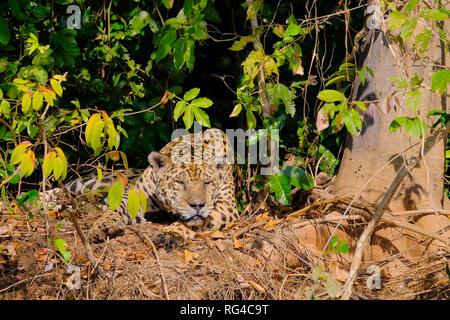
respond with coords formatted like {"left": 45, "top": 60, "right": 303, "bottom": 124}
{"left": 85, "top": 209, "right": 126, "bottom": 242}
{"left": 154, "top": 232, "right": 185, "bottom": 247}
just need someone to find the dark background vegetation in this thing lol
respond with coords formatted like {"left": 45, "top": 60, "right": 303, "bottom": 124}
{"left": 0, "top": 0, "right": 365, "bottom": 188}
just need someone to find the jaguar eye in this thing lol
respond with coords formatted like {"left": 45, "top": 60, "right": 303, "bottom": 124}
{"left": 204, "top": 181, "right": 212, "bottom": 187}
{"left": 175, "top": 181, "right": 185, "bottom": 187}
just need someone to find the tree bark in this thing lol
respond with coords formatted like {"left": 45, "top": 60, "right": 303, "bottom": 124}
{"left": 333, "top": 2, "right": 450, "bottom": 259}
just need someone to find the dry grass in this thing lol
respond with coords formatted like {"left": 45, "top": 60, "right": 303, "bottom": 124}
{"left": 0, "top": 199, "right": 448, "bottom": 300}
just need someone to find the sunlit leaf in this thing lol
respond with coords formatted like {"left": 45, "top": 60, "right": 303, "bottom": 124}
{"left": 32, "top": 91, "right": 43, "bottom": 111}
{"left": 43, "top": 152, "right": 56, "bottom": 178}
{"left": 108, "top": 181, "right": 124, "bottom": 211}
{"left": 230, "top": 103, "right": 242, "bottom": 117}
{"left": 50, "top": 79, "right": 63, "bottom": 97}
{"left": 431, "top": 69, "right": 450, "bottom": 95}
{"left": 127, "top": 188, "right": 140, "bottom": 219}
{"left": 405, "top": 89, "right": 421, "bottom": 113}
{"left": 269, "top": 173, "right": 291, "bottom": 205}
{"left": 53, "top": 238, "right": 71, "bottom": 262}
{"left": 192, "top": 106, "right": 211, "bottom": 128}
{"left": 183, "top": 88, "right": 200, "bottom": 101}
{"left": 318, "top": 90, "right": 346, "bottom": 102}
{"left": 10, "top": 141, "right": 31, "bottom": 165}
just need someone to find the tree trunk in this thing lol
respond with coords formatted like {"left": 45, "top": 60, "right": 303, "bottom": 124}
{"left": 333, "top": 3, "right": 450, "bottom": 260}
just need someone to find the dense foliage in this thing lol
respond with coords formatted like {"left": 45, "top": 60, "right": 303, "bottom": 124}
{"left": 0, "top": 0, "right": 448, "bottom": 215}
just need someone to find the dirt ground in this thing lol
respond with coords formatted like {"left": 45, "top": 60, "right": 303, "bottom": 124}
{"left": 0, "top": 192, "right": 448, "bottom": 300}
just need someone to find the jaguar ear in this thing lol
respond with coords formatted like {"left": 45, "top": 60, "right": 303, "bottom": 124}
{"left": 148, "top": 152, "right": 171, "bottom": 172}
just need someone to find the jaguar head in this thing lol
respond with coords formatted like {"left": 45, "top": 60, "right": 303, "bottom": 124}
{"left": 148, "top": 151, "right": 224, "bottom": 226}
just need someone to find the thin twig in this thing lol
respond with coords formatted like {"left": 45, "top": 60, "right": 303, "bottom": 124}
{"left": 57, "top": 181, "right": 106, "bottom": 279}
{"left": 0, "top": 273, "right": 52, "bottom": 293}
{"left": 130, "top": 227, "right": 170, "bottom": 300}
{"left": 340, "top": 130, "right": 448, "bottom": 300}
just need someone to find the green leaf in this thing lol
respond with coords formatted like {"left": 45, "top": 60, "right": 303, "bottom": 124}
{"left": 279, "top": 165, "right": 314, "bottom": 190}
{"left": 388, "top": 10, "right": 406, "bottom": 29}
{"left": 127, "top": 188, "right": 140, "bottom": 219}
{"left": 0, "top": 100, "right": 10, "bottom": 117}
{"left": 192, "top": 106, "right": 211, "bottom": 128}
{"left": 277, "top": 84, "right": 296, "bottom": 116}
{"left": 330, "top": 235, "right": 338, "bottom": 249}
{"left": 50, "top": 79, "right": 63, "bottom": 97}
{"left": 183, "top": 88, "right": 200, "bottom": 101}
{"left": 42, "top": 92, "right": 54, "bottom": 107}
{"left": 10, "top": 142, "right": 31, "bottom": 165}
{"left": 420, "top": 9, "right": 449, "bottom": 21}
{"left": 97, "top": 168, "right": 102, "bottom": 182}
{"left": 138, "top": 189, "right": 147, "bottom": 215}
{"left": 183, "top": 106, "right": 194, "bottom": 129}
{"left": 230, "top": 104, "right": 242, "bottom": 117}
{"left": 184, "top": 39, "right": 195, "bottom": 71}
{"left": 405, "top": 117, "right": 426, "bottom": 138}
{"left": 161, "top": 0, "right": 173, "bottom": 9}
{"left": 400, "top": 17, "right": 417, "bottom": 41}
{"left": 246, "top": 109, "right": 256, "bottom": 129}
{"left": 53, "top": 238, "right": 71, "bottom": 262}
{"left": 405, "top": 0, "right": 419, "bottom": 13}
{"left": 353, "top": 101, "right": 366, "bottom": 111}
{"left": 31, "top": 5, "right": 51, "bottom": 18}
{"left": 184, "top": 0, "right": 194, "bottom": 15}
{"left": 431, "top": 69, "right": 450, "bottom": 95}
{"left": 415, "top": 30, "right": 431, "bottom": 57}
{"left": 336, "top": 240, "right": 349, "bottom": 254}
{"left": 389, "top": 76, "right": 409, "bottom": 89}
{"left": 20, "top": 150, "right": 35, "bottom": 177}
{"left": 43, "top": 152, "right": 56, "bottom": 178}
{"left": 174, "top": 100, "right": 187, "bottom": 121}
{"left": 108, "top": 181, "right": 124, "bottom": 211}
{"left": 53, "top": 148, "right": 68, "bottom": 180}
{"left": 155, "top": 29, "right": 177, "bottom": 63}
{"left": 191, "top": 97, "right": 213, "bottom": 108}
{"left": 389, "top": 116, "right": 408, "bottom": 133}
{"left": 325, "top": 75, "right": 347, "bottom": 87}
{"left": 343, "top": 110, "right": 359, "bottom": 135}
{"left": 32, "top": 91, "right": 43, "bottom": 111}
{"left": 173, "top": 37, "right": 187, "bottom": 70}
{"left": 229, "top": 36, "right": 253, "bottom": 51}
{"left": 405, "top": 89, "right": 421, "bottom": 113}
{"left": 0, "top": 18, "right": 10, "bottom": 45}
{"left": 318, "top": 90, "right": 345, "bottom": 102}
{"left": 269, "top": 173, "right": 291, "bottom": 205}
{"left": 283, "top": 16, "right": 301, "bottom": 40}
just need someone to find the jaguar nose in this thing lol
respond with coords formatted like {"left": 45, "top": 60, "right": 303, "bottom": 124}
{"left": 189, "top": 202, "right": 206, "bottom": 212}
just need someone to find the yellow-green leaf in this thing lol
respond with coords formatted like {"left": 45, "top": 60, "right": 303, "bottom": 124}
{"left": 54, "top": 147, "right": 68, "bottom": 180}
{"left": 108, "top": 181, "right": 124, "bottom": 211}
{"left": 0, "top": 100, "right": 10, "bottom": 116}
{"left": 42, "top": 92, "right": 54, "bottom": 107}
{"left": 50, "top": 79, "right": 63, "bottom": 97}
{"left": 10, "top": 141, "right": 31, "bottom": 165}
{"left": 120, "top": 151, "right": 129, "bottom": 169}
{"left": 127, "top": 188, "right": 140, "bottom": 219}
{"left": 138, "top": 189, "right": 147, "bottom": 213}
{"left": 20, "top": 150, "right": 35, "bottom": 177}
{"left": 22, "top": 93, "right": 31, "bottom": 113}
{"left": 85, "top": 113, "right": 101, "bottom": 147}
{"left": 43, "top": 151, "right": 56, "bottom": 178}
{"left": 32, "top": 91, "right": 43, "bottom": 111}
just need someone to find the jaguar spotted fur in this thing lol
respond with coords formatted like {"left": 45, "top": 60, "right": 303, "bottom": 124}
{"left": 42, "top": 128, "right": 238, "bottom": 245}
